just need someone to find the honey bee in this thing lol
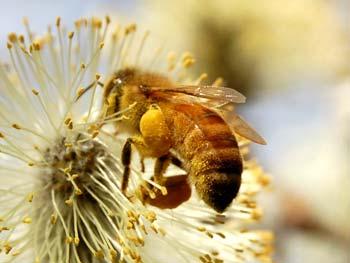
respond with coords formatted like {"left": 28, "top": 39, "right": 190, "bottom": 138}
{"left": 80, "top": 68, "right": 266, "bottom": 213}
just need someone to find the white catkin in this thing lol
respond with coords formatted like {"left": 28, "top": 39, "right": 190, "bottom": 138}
{"left": 0, "top": 17, "right": 273, "bottom": 263}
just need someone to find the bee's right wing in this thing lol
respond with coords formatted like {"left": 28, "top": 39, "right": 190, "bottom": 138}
{"left": 147, "top": 85, "right": 246, "bottom": 104}
{"left": 228, "top": 114, "right": 267, "bottom": 145}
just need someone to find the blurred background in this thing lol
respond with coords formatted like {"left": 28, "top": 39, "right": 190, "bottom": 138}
{"left": 0, "top": 0, "right": 349, "bottom": 262}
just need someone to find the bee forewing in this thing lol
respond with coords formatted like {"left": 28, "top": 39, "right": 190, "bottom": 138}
{"left": 230, "top": 114, "right": 267, "bottom": 145}
{"left": 150, "top": 85, "right": 246, "bottom": 103}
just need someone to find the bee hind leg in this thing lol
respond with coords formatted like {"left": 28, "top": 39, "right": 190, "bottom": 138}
{"left": 154, "top": 154, "right": 172, "bottom": 185}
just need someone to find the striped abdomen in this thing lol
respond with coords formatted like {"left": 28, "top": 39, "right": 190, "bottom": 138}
{"left": 159, "top": 102, "right": 243, "bottom": 213}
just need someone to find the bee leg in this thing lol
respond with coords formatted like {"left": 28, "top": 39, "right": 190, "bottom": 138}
{"left": 142, "top": 173, "right": 191, "bottom": 209}
{"left": 154, "top": 154, "right": 172, "bottom": 185}
{"left": 169, "top": 153, "right": 185, "bottom": 170}
{"left": 140, "top": 157, "right": 145, "bottom": 173}
{"left": 121, "top": 138, "right": 133, "bottom": 194}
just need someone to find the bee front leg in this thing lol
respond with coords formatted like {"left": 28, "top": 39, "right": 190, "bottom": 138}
{"left": 121, "top": 138, "right": 133, "bottom": 194}
{"left": 121, "top": 136, "right": 148, "bottom": 194}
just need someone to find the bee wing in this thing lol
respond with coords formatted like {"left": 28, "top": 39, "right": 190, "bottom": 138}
{"left": 148, "top": 85, "right": 246, "bottom": 104}
{"left": 228, "top": 114, "right": 267, "bottom": 145}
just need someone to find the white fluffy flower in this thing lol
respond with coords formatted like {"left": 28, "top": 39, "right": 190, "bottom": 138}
{"left": 0, "top": 17, "right": 272, "bottom": 263}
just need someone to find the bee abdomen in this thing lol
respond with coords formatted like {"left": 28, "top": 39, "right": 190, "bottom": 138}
{"left": 182, "top": 113, "right": 243, "bottom": 212}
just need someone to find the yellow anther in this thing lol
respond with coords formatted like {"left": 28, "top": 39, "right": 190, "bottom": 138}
{"left": 75, "top": 188, "right": 83, "bottom": 195}
{"left": 56, "top": 17, "right": 61, "bottom": 27}
{"left": 71, "top": 174, "right": 79, "bottom": 180}
{"left": 18, "top": 35, "right": 25, "bottom": 43}
{"left": 125, "top": 23, "right": 137, "bottom": 34}
{"left": 12, "top": 124, "right": 21, "bottom": 129}
{"left": 63, "top": 167, "right": 71, "bottom": 174}
{"left": 91, "top": 130, "right": 99, "bottom": 138}
{"left": 92, "top": 17, "right": 102, "bottom": 28}
{"left": 160, "top": 186, "right": 168, "bottom": 196}
{"left": 65, "top": 236, "right": 73, "bottom": 244}
{"left": 8, "top": 33, "right": 18, "bottom": 43}
{"left": 22, "top": 216, "right": 32, "bottom": 224}
{"left": 65, "top": 199, "right": 73, "bottom": 206}
{"left": 196, "top": 226, "right": 206, "bottom": 232}
{"left": 0, "top": 226, "right": 10, "bottom": 232}
{"left": 77, "top": 88, "right": 85, "bottom": 97}
{"left": 33, "top": 42, "right": 41, "bottom": 51}
{"left": 212, "top": 77, "right": 223, "bottom": 87}
{"left": 4, "top": 243, "right": 12, "bottom": 254}
{"left": 74, "top": 237, "right": 80, "bottom": 245}
{"left": 68, "top": 31, "right": 74, "bottom": 39}
{"left": 27, "top": 193, "right": 34, "bottom": 202}
{"left": 31, "top": 89, "right": 39, "bottom": 95}
{"left": 206, "top": 231, "right": 214, "bottom": 238}
{"left": 110, "top": 249, "right": 117, "bottom": 259}
{"left": 94, "top": 250, "right": 104, "bottom": 259}
{"left": 251, "top": 208, "right": 263, "bottom": 221}
{"left": 11, "top": 250, "right": 21, "bottom": 256}
{"left": 145, "top": 211, "right": 156, "bottom": 222}
{"left": 68, "top": 120, "right": 73, "bottom": 130}
{"left": 216, "top": 232, "right": 226, "bottom": 239}
{"left": 50, "top": 214, "right": 57, "bottom": 225}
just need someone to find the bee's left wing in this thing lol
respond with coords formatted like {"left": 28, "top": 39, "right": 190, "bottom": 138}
{"left": 147, "top": 85, "right": 246, "bottom": 104}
